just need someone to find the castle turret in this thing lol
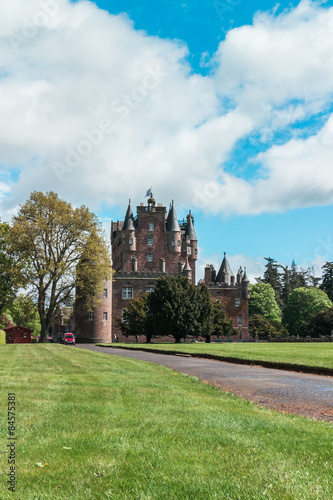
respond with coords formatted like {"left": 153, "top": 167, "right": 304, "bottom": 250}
{"left": 166, "top": 200, "right": 181, "bottom": 252}
{"left": 185, "top": 210, "right": 198, "bottom": 261}
{"left": 182, "top": 256, "right": 192, "bottom": 281}
{"left": 242, "top": 267, "right": 250, "bottom": 299}
{"left": 216, "top": 253, "right": 234, "bottom": 285}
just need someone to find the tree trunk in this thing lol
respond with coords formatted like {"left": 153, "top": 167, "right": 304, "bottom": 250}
{"left": 205, "top": 336, "right": 211, "bottom": 343}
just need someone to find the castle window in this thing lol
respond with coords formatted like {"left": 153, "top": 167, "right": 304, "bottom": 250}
{"left": 103, "top": 312, "right": 108, "bottom": 321}
{"left": 123, "top": 239, "right": 125, "bottom": 244}
{"left": 148, "top": 253, "right": 153, "bottom": 262}
{"left": 238, "top": 315, "right": 243, "bottom": 326}
{"left": 103, "top": 289, "right": 108, "bottom": 298}
{"left": 89, "top": 312, "right": 94, "bottom": 321}
{"left": 129, "top": 238, "right": 133, "bottom": 245}
{"left": 177, "top": 241, "right": 181, "bottom": 246}
{"left": 122, "top": 287, "right": 132, "bottom": 299}
{"left": 149, "top": 223, "right": 154, "bottom": 231}
{"left": 171, "top": 240, "right": 175, "bottom": 246}
{"left": 195, "top": 248, "right": 198, "bottom": 254}
{"left": 146, "top": 287, "right": 154, "bottom": 293}
{"left": 148, "top": 236, "right": 153, "bottom": 246}
{"left": 131, "top": 255, "right": 136, "bottom": 259}
{"left": 235, "top": 298, "right": 240, "bottom": 307}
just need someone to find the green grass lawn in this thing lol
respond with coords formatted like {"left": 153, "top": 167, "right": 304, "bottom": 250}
{"left": 101, "top": 342, "right": 333, "bottom": 371}
{"left": 0, "top": 345, "right": 332, "bottom": 500}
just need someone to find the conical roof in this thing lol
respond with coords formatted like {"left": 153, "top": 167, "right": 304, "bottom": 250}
{"left": 242, "top": 267, "right": 249, "bottom": 283}
{"left": 166, "top": 200, "right": 180, "bottom": 232}
{"left": 216, "top": 253, "right": 234, "bottom": 284}
{"left": 123, "top": 200, "right": 135, "bottom": 231}
{"left": 185, "top": 211, "right": 197, "bottom": 241}
{"left": 183, "top": 256, "right": 191, "bottom": 272}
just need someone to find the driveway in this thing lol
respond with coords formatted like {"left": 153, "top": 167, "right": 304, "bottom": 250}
{"left": 77, "top": 344, "right": 333, "bottom": 421}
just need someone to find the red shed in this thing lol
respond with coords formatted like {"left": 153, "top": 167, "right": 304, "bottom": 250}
{"left": 5, "top": 326, "right": 33, "bottom": 344}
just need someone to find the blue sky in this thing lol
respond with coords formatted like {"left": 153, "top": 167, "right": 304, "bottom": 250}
{"left": 1, "top": 0, "right": 333, "bottom": 281}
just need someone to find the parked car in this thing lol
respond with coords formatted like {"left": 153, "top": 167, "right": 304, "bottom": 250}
{"left": 62, "top": 332, "right": 75, "bottom": 345}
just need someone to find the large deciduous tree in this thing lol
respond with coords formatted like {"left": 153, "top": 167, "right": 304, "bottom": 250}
{"left": 8, "top": 191, "right": 111, "bottom": 342}
{"left": 249, "top": 283, "right": 282, "bottom": 324}
{"left": 284, "top": 287, "right": 332, "bottom": 336}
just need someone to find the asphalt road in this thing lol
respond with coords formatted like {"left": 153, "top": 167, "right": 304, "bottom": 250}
{"left": 77, "top": 344, "right": 333, "bottom": 421}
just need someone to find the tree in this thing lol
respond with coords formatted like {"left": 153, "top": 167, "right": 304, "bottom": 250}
{"left": 8, "top": 191, "right": 111, "bottom": 342}
{"left": 196, "top": 286, "right": 237, "bottom": 342}
{"left": 249, "top": 283, "right": 282, "bottom": 324}
{"left": 0, "top": 220, "right": 21, "bottom": 314}
{"left": 9, "top": 294, "right": 41, "bottom": 335}
{"left": 146, "top": 275, "right": 199, "bottom": 343}
{"left": 115, "top": 294, "right": 151, "bottom": 342}
{"left": 256, "top": 257, "right": 282, "bottom": 307}
{"left": 302, "top": 308, "right": 333, "bottom": 338}
{"left": 208, "top": 298, "right": 237, "bottom": 341}
{"left": 284, "top": 287, "right": 332, "bottom": 336}
{"left": 320, "top": 262, "right": 333, "bottom": 301}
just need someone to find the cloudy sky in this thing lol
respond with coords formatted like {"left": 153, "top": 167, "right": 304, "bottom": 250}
{"left": 1, "top": 0, "right": 333, "bottom": 281}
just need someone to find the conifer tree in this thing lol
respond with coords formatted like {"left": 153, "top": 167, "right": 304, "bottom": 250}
{"left": 320, "top": 262, "right": 333, "bottom": 301}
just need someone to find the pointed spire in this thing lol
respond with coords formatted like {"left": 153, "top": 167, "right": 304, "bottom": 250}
{"left": 183, "top": 256, "right": 191, "bottom": 272}
{"left": 242, "top": 267, "right": 249, "bottom": 283}
{"left": 123, "top": 199, "right": 135, "bottom": 230}
{"left": 185, "top": 210, "right": 197, "bottom": 241}
{"left": 166, "top": 200, "right": 180, "bottom": 232}
{"left": 216, "top": 252, "right": 234, "bottom": 284}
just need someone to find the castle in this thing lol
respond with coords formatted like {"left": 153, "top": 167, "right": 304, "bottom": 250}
{"left": 74, "top": 194, "right": 249, "bottom": 342}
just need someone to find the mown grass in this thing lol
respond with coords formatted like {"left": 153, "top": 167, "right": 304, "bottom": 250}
{"left": 100, "top": 342, "right": 333, "bottom": 370}
{"left": 0, "top": 344, "right": 332, "bottom": 499}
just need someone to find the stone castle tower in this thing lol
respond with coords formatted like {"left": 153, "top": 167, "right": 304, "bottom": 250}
{"left": 74, "top": 194, "right": 249, "bottom": 342}
{"left": 111, "top": 194, "right": 198, "bottom": 340}
{"left": 203, "top": 254, "right": 250, "bottom": 339}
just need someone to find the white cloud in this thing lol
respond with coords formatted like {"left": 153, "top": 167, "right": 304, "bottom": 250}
{"left": 0, "top": 0, "right": 333, "bottom": 219}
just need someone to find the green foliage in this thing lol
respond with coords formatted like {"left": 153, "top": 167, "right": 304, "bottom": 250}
{"left": 0, "top": 329, "right": 5, "bottom": 344}
{"left": 0, "top": 220, "right": 21, "bottom": 314}
{"left": 0, "top": 315, "right": 14, "bottom": 330}
{"left": 208, "top": 297, "right": 237, "bottom": 339}
{"left": 284, "top": 287, "right": 332, "bottom": 336}
{"left": 115, "top": 294, "right": 150, "bottom": 342}
{"left": 9, "top": 294, "right": 41, "bottom": 334}
{"left": 249, "top": 283, "right": 282, "bottom": 324}
{"left": 256, "top": 257, "right": 282, "bottom": 306}
{"left": 147, "top": 275, "right": 199, "bottom": 343}
{"left": 8, "top": 191, "right": 111, "bottom": 342}
{"left": 303, "top": 307, "right": 333, "bottom": 338}
{"left": 115, "top": 281, "right": 237, "bottom": 343}
{"left": 249, "top": 314, "right": 289, "bottom": 338}
{"left": 320, "top": 262, "right": 333, "bottom": 301}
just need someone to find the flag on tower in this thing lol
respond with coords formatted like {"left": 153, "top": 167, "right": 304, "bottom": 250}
{"left": 145, "top": 187, "right": 152, "bottom": 197}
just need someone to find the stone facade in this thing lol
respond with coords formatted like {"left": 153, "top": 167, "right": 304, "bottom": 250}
{"left": 203, "top": 257, "right": 250, "bottom": 340}
{"left": 74, "top": 279, "right": 112, "bottom": 343}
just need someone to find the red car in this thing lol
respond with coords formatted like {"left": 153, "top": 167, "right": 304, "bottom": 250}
{"left": 63, "top": 332, "right": 76, "bottom": 345}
